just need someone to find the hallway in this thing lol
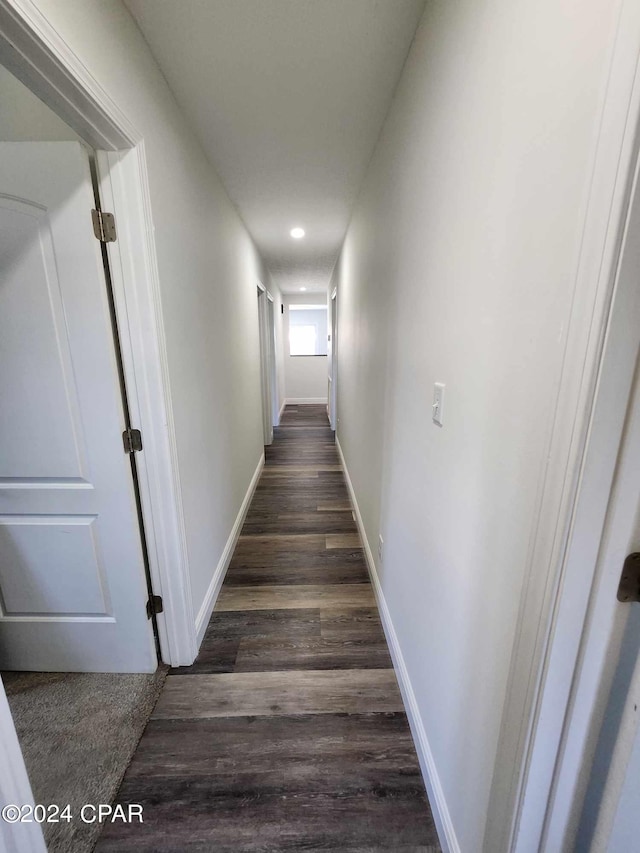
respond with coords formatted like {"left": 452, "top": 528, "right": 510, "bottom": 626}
{"left": 2, "top": 2, "right": 638, "bottom": 849}
{"left": 95, "top": 405, "right": 439, "bottom": 851}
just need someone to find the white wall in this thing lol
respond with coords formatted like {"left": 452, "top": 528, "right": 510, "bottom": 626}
{"left": 0, "top": 65, "right": 80, "bottom": 141}
{"left": 30, "top": 0, "right": 272, "bottom": 627}
{"left": 285, "top": 356, "right": 328, "bottom": 403}
{"left": 283, "top": 294, "right": 328, "bottom": 403}
{"left": 332, "top": 0, "right": 621, "bottom": 850}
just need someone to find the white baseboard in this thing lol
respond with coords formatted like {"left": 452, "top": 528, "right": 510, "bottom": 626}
{"left": 285, "top": 397, "right": 328, "bottom": 405}
{"left": 336, "top": 436, "right": 460, "bottom": 853}
{"left": 278, "top": 399, "right": 287, "bottom": 421}
{"left": 194, "top": 452, "right": 264, "bottom": 646}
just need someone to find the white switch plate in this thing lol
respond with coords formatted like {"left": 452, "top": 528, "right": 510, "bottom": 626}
{"left": 432, "top": 382, "right": 445, "bottom": 426}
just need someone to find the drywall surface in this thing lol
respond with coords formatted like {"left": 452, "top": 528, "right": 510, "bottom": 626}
{"left": 31, "top": 0, "right": 269, "bottom": 624}
{"left": 0, "top": 64, "right": 80, "bottom": 141}
{"left": 285, "top": 356, "right": 328, "bottom": 402}
{"left": 333, "top": 0, "right": 620, "bottom": 849}
{"left": 283, "top": 294, "right": 329, "bottom": 402}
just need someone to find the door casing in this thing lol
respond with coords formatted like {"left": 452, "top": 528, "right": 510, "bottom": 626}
{"left": 329, "top": 288, "right": 338, "bottom": 431}
{"left": 514, "top": 84, "right": 640, "bottom": 852}
{"left": 0, "top": 0, "right": 198, "bottom": 671}
{"left": 485, "top": 1, "right": 640, "bottom": 849}
{"left": 268, "top": 297, "right": 280, "bottom": 427}
{"left": 257, "top": 282, "right": 275, "bottom": 446}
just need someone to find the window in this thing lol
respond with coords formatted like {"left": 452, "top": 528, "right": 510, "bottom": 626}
{"left": 290, "top": 325, "right": 317, "bottom": 355}
{"left": 288, "top": 304, "right": 328, "bottom": 356}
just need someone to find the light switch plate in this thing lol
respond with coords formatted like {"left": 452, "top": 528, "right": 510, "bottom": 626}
{"left": 432, "top": 382, "right": 445, "bottom": 426}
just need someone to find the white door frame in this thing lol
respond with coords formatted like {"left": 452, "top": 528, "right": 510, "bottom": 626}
{"left": 329, "top": 287, "right": 338, "bottom": 431}
{"left": 485, "top": 1, "right": 640, "bottom": 849}
{"left": 0, "top": 680, "right": 46, "bottom": 853}
{"left": 268, "top": 297, "right": 280, "bottom": 427}
{"left": 256, "top": 281, "right": 274, "bottom": 445}
{"left": 514, "top": 62, "right": 640, "bottom": 851}
{"left": 0, "top": 0, "right": 197, "bottom": 669}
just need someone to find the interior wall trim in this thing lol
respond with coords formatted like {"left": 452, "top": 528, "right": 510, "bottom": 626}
{"left": 0, "top": 0, "right": 137, "bottom": 149}
{"left": 97, "top": 148, "right": 197, "bottom": 667}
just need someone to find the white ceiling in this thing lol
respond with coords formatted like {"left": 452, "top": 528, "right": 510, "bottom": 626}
{"left": 125, "top": 0, "right": 426, "bottom": 293}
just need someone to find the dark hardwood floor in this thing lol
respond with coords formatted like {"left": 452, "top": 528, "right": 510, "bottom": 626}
{"left": 96, "top": 404, "right": 440, "bottom": 852}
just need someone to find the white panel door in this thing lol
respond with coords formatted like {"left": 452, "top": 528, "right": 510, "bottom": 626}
{"left": 0, "top": 142, "right": 156, "bottom": 672}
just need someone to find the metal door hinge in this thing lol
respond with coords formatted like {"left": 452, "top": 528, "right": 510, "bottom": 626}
{"left": 91, "top": 208, "right": 117, "bottom": 243}
{"left": 617, "top": 553, "right": 640, "bottom": 602}
{"left": 122, "top": 428, "right": 143, "bottom": 453}
{"left": 146, "top": 595, "right": 163, "bottom": 619}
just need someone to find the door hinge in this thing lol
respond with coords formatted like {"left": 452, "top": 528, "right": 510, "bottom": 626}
{"left": 617, "top": 553, "right": 640, "bottom": 602}
{"left": 122, "top": 428, "right": 143, "bottom": 453}
{"left": 146, "top": 594, "right": 163, "bottom": 619}
{"left": 91, "top": 208, "right": 117, "bottom": 243}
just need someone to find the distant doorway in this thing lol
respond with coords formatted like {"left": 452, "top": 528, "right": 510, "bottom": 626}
{"left": 257, "top": 283, "right": 275, "bottom": 445}
{"left": 329, "top": 289, "right": 338, "bottom": 430}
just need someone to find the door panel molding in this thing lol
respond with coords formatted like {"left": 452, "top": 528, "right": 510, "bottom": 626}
{"left": 0, "top": 194, "right": 90, "bottom": 480}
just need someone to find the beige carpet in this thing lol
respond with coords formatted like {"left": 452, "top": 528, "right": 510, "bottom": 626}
{"left": 2, "top": 667, "right": 167, "bottom": 853}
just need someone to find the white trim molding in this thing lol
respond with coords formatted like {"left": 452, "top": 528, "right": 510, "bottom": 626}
{"left": 195, "top": 454, "right": 264, "bottom": 645}
{"left": 285, "top": 397, "right": 328, "bottom": 405}
{"left": 336, "top": 437, "right": 460, "bottom": 853}
{"left": 0, "top": 0, "right": 137, "bottom": 149}
{"left": 0, "top": 680, "right": 46, "bottom": 853}
{"left": 97, "top": 148, "right": 196, "bottom": 667}
{"left": 515, "top": 36, "right": 640, "bottom": 849}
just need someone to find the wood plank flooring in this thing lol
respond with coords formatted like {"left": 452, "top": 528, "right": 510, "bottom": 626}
{"left": 96, "top": 404, "right": 441, "bottom": 852}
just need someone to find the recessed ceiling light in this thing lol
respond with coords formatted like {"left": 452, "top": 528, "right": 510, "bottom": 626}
{"left": 300, "top": 287, "right": 307, "bottom": 291}
{"left": 290, "top": 227, "right": 305, "bottom": 239}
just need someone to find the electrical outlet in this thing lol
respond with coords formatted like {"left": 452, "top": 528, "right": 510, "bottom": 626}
{"left": 378, "top": 534, "right": 384, "bottom": 563}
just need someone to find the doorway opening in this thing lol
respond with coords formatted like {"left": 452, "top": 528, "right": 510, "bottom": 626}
{"left": 267, "top": 297, "right": 279, "bottom": 427}
{"left": 257, "top": 282, "right": 277, "bottom": 446}
{"left": 0, "top": 58, "right": 167, "bottom": 853}
{"left": 495, "top": 60, "right": 640, "bottom": 849}
{"left": 329, "top": 288, "right": 338, "bottom": 430}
